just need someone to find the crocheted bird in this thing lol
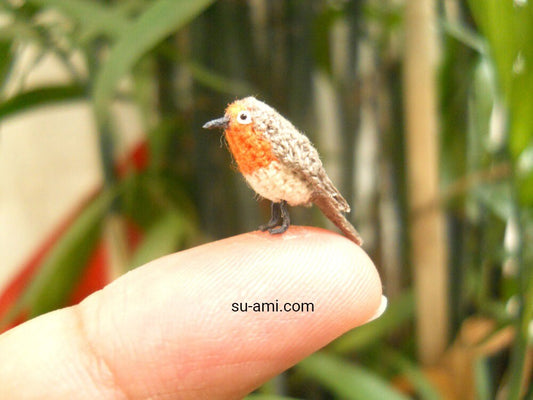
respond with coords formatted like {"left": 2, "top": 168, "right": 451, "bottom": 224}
{"left": 203, "top": 96, "right": 363, "bottom": 245}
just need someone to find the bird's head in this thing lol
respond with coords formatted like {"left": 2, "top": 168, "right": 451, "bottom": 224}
{"left": 202, "top": 96, "right": 273, "bottom": 138}
{"left": 202, "top": 97, "right": 282, "bottom": 174}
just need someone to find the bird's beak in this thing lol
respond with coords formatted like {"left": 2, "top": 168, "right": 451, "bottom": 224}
{"left": 203, "top": 116, "right": 229, "bottom": 130}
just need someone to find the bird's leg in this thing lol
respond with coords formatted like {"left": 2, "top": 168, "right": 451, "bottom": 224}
{"left": 268, "top": 200, "right": 290, "bottom": 234}
{"left": 259, "top": 201, "right": 282, "bottom": 231}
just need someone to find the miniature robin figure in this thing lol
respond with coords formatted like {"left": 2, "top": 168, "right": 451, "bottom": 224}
{"left": 203, "top": 96, "right": 362, "bottom": 245}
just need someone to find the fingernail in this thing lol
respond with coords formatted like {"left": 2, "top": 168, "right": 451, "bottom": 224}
{"left": 366, "top": 295, "right": 388, "bottom": 322}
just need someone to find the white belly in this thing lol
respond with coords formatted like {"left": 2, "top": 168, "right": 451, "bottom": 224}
{"left": 243, "top": 161, "right": 312, "bottom": 206}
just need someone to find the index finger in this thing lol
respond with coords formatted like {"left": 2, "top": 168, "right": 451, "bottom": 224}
{"left": 0, "top": 226, "right": 383, "bottom": 399}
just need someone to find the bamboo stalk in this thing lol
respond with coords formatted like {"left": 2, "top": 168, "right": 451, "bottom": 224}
{"left": 403, "top": 0, "right": 449, "bottom": 365}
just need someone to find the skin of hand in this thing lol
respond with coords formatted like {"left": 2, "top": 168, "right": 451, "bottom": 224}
{"left": 0, "top": 226, "right": 384, "bottom": 399}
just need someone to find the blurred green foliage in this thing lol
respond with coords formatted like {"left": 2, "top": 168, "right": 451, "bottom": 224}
{"left": 0, "top": 0, "right": 531, "bottom": 398}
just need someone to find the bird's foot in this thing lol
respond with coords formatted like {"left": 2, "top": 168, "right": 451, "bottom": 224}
{"left": 259, "top": 201, "right": 281, "bottom": 231}
{"left": 268, "top": 224, "right": 289, "bottom": 234}
{"left": 260, "top": 201, "right": 290, "bottom": 235}
{"left": 259, "top": 220, "right": 281, "bottom": 231}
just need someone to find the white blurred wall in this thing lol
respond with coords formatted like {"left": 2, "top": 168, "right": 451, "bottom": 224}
{"left": 0, "top": 45, "right": 143, "bottom": 292}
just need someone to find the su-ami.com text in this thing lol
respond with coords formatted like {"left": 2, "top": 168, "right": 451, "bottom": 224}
{"left": 231, "top": 300, "right": 315, "bottom": 313}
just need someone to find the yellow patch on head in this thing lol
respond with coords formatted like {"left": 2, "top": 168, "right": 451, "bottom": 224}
{"left": 223, "top": 100, "right": 277, "bottom": 175}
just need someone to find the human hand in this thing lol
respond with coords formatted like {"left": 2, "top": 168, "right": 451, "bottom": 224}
{"left": 0, "top": 226, "right": 385, "bottom": 399}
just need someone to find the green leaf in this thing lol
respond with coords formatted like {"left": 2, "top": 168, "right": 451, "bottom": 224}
{"left": 474, "top": 357, "right": 492, "bottom": 400}
{"left": 0, "top": 191, "right": 114, "bottom": 329}
{"left": 468, "top": 1, "right": 515, "bottom": 99}
{"left": 186, "top": 61, "right": 254, "bottom": 96}
{"left": 155, "top": 41, "right": 253, "bottom": 95}
{"left": 518, "top": 169, "right": 533, "bottom": 206}
{"left": 312, "top": 6, "right": 342, "bottom": 76}
{"left": 441, "top": 19, "right": 486, "bottom": 54}
{"left": 26, "top": 192, "right": 114, "bottom": 317}
{"left": 468, "top": 1, "right": 533, "bottom": 159}
{"left": 92, "top": 0, "right": 215, "bottom": 122}
{"left": 0, "top": 40, "right": 13, "bottom": 92}
{"left": 330, "top": 291, "right": 414, "bottom": 354}
{"left": 0, "top": 85, "right": 86, "bottom": 120}
{"left": 384, "top": 351, "right": 442, "bottom": 400}
{"left": 129, "top": 210, "right": 190, "bottom": 269}
{"left": 475, "top": 182, "right": 513, "bottom": 221}
{"left": 27, "top": 0, "right": 130, "bottom": 39}
{"left": 297, "top": 353, "right": 409, "bottom": 400}
{"left": 245, "top": 396, "right": 300, "bottom": 400}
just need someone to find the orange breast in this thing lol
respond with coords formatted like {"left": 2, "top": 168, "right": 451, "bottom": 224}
{"left": 225, "top": 125, "right": 277, "bottom": 175}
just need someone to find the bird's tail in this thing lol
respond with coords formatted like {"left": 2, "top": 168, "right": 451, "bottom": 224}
{"left": 312, "top": 194, "right": 363, "bottom": 246}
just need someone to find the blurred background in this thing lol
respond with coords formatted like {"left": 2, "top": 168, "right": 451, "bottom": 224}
{"left": 0, "top": 0, "right": 531, "bottom": 399}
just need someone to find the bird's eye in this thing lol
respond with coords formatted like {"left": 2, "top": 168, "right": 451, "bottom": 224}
{"left": 237, "top": 110, "right": 252, "bottom": 125}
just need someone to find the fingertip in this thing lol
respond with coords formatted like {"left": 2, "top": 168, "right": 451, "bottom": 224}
{"left": 204, "top": 225, "right": 384, "bottom": 335}
{"left": 366, "top": 295, "right": 388, "bottom": 323}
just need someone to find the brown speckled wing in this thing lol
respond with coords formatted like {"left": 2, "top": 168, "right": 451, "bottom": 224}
{"left": 251, "top": 101, "right": 350, "bottom": 212}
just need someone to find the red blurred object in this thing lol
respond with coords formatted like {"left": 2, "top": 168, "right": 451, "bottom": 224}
{"left": 116, "top": 141, "right": 149, "bottom": 177}
{"left": 67, "top": 240, "right": 109, "bottom": 306}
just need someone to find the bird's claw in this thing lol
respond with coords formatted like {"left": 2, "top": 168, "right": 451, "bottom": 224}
{"left": 268, "top": 224, "right": 289, "bottom": 234}
{"left": 259, "top": 220, "right": 280, "bottom": 231}
{"left": 259, "top": 201, "right": 290, "bottom": 235}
